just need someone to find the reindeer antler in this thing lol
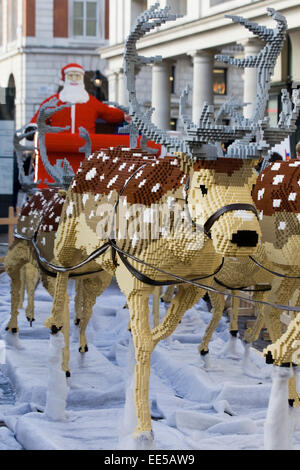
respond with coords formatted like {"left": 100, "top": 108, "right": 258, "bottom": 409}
{"left": 78, "top": 126, "right": 92, "bottom": 158}
{"left": 215, "top": 9, "right": 288, "bottom": 159}
{"left": 124, "top": 3, "right": 278, "bottom": 161}
{"left": 104, "top": 100, "right": 158, "bottom": 153}
{"left": 14, "top": 127, "right": 41, "bottom": 193}
{"left": 37, "top": 98, "right": 75, "bottom": 189}
{"left": 217, "top": 8, "right": 287, "bottom": 125}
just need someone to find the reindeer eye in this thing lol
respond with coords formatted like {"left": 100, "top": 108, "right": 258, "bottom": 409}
{"left": 200, "top": 185, "right": 208, "bottom": 195}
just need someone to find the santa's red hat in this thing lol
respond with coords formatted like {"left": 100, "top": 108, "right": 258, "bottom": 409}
{"left": 60, "top": 63, "right": 85, "bottom": 83}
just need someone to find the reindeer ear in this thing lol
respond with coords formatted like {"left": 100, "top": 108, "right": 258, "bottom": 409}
{"left": 176, "top": 152, "right": 194, "bottom": 174}
{"left": 58, "top": 189, "right": 67, "bottom": 199}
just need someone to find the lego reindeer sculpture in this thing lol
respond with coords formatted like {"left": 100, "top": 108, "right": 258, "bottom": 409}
{"left": 41, "top": 4, "right": 293, "bottom": 444}
{"left": 13, "top": 127, "right": 41, "bottom": 323}
{"left": 5, "top": 102, "right": 112, "bottom": 370}
{"left": 197, "top": 9, "right": 300, "bottom": 362}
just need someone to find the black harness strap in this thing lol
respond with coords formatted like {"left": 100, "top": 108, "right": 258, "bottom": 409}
{"left": 249, "top": 255, "right": 300, "bottom": 280}
{"left": 14, "top": 231, "right": 110, "bottom": 274}
{"left": 36, "top": 255, "right": 104, "bottom": 279}
{"left": 213, "top": 276, "right": 271, "bottom": 292}
{"left": 108, "top": 239, "right": 300, "bottom": 313}
{"left": 184, "top": 177, "right": 258, "bottom": 238}
{"left": 204, "top": 204, "right": 258, "bottom": 237}
{"left": 110, "top": 238, "right": 225, "bottom": 286}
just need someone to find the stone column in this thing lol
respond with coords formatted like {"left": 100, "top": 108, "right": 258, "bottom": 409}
{"left": 107, "top": 71, "right": 119, "bottom": 103}
{"left": 189, "top": 50, "right": 214, "bottom": 124}
{"left": 117, "top": 68, "right": 129, "bottom": 107}
{"left": 242, "top": 38, "right": 262, "bottom": 119}
{"left": 151, "top": 61, "right": 171, "bottom": 130}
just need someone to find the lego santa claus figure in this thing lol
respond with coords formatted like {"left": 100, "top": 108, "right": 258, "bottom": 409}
{"left": 29, "top": 63, "right": 132, "bottom": 185}
{"left": 30, "top": 63, "right": 131, "bottom": 133}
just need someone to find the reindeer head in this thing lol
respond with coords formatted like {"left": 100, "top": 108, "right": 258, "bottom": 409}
{"left": 183, "top": 156, "right": 260, "bottom": 256}
{"left": 123, "top": 4, "right": 290, "bottom": 257}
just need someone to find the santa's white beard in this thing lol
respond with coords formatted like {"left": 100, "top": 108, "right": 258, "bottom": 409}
{"left": 59, "top": 82, "right": 89, "bottom": 104}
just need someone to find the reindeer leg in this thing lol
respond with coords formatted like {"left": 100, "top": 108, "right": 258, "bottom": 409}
{"left": 243, "top": 290, "right": 267, "bottom": 344}
{"left": 5, "top": 242, "right": 30, "bottom": 333}
{"left": 45, "top": 272, "right": 69, "bottom": 332}
{"left": 126, "top": 289, "right": 154, "bottom": 440}
{"left": 45, "top": 272, "right": 70, "bottom": 373}
{"left": 263, "top": 279, "right": 296, "bottom": 344}
{"left": 78, "top": 273, "right": 112, "bottom": 353}
{"left": 24, "top": 264, "right": 39, "bottom": 325}
{"left": 198, "top": 284, "right": 226, "bottom": 356}
{"left": 229, "top": 294, "right": 239, "bottom": 336}
{"left": 74, "top": 278, "right": 84, "bottom": 326}
{"left": 151, "top": 286, "right": 161, "bottom": 328}
{"left": 161, "top": 285, "right": 175, "bottom": 303}
{"left": 18, "top": 265, "right": 26, "bottom": 310}
{"left": 152, "top": 284, "right": 204, "bottom": 346}
{"left": 42, "top": 273, "right": 70, "bottom": 374}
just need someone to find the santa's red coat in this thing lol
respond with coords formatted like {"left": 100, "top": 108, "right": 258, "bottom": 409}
{"left": 30, "top": 92, "right": 125, "bottom": 133}
{"left": 30, "top": 92, "right": 161, "bottom": 187}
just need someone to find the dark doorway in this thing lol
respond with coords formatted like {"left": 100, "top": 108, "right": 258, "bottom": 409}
{"left": 0, "top": 74, "right": 16, "bottom": 233}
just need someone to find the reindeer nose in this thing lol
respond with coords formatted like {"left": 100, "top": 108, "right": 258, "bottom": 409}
{"left": 231, "top": 230, "right": 258, "bottom": 247}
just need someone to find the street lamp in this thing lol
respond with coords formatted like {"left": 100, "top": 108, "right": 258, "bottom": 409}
{"left": 92, "top": 70, "right": 103, "bottom": 101}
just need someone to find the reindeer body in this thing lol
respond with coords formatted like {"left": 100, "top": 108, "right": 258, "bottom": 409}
{"left": 5, "top": 189, "right": 62, "bottom": 332}
{"left": 252, "top": 161, "right": 300, "bottom": 368}
{"left": 45, "top": 147, "right": 261, "bottom": 438}
{"left": 201, "top": 161, "right": 300, "bottom": 345}
{"left": 198, "top": 160, "right": 300, "bottom": 404}
{"left": 4, "top": 189, "right": 112, "bottom": 370}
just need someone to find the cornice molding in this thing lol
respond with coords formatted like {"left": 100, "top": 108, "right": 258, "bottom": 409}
{"left": 100, "top": 0, "right": 300, "bottom": 67}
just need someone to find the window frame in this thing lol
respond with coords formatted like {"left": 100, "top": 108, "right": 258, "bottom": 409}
{"left": 213, "top": 67, "right": 227, "bottom": 96}
{"left": 8, "top": 0, "right": 18, "bottom": 43}
{"left": 71, "top": 0, "right": 100, "bottom": 40}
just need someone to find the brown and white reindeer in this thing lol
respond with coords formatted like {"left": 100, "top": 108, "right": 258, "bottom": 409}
{"left": 195, "top": 8, "right": 300, "bottom": 364}
{"left": 4, "top": 102, "right": 112, "bottom": 372}
{"left": 12, "top": 126, "right": 41, "bottom": 324}
{"left": 41, "top": 4, "right": 290, "bottom": 444}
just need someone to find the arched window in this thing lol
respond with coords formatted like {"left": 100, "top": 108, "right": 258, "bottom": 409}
{"left": 6, "top": 74, "right": 15, "bottom": 120}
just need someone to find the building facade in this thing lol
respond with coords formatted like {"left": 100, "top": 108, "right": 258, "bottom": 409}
{"left": 0, "top": 0, "right": 110, "bottom": 220}
{"left": 0, "top": 0, "right": 110, "bottom": 128}
{"left": 101, "top": 0, "right": 300, "bottom": 155}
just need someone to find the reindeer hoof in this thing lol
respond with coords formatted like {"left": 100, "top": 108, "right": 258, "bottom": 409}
{"left": 26, "top": 316, "right": 35, "bottom": 323}
{"left": 230, "top": 330, "right": 238, "bottom": 337}
{"left": 74, "top": 318, "right": 80, "bottom": 326}
{"left": 50, "top": 325, "right": 62, "bottom": 334}
{"left": 5, "top": 327, "right": 18, "bottom": 333}
{"left": 134, "top": 430, "right": 154, "bottom": 444}
{"left": 199, "top": 348, "right": 209, "bottom": 356}
{"left": 66, "top": 371, "right": 71, "bottom": 378}
{"left": 265, "top": 351, "right": 274, "bottom": 364}
{"left": 79, "top": 345, "right": 88, "bottom": 353}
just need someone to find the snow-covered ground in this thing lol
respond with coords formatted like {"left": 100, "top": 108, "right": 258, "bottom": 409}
{"left": 0, "top": 270, "right": 300, "bottom": 450}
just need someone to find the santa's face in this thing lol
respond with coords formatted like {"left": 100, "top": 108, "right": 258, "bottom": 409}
{"left": 59, "top": 70, "right": 89, "bottom": 104}
{"left": 66, "top": 71, "right": 84, "bottom": 86}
